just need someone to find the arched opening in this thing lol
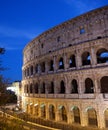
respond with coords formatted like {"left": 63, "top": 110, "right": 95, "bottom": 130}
{"left": 49, "top": 105, "right": 55, "bottom": 120}
{"left": 49, "top": 81, "right": 54, "bottom": 94}
{"left": 69, "top": 55, "right": 76, "bottom": 68}
{"left": 85, "top": 78, "right": 94, "bottom": 93}
{"left": 87, "top": 108, "right": 98, "bottom": 126}
{"left": 41, "top": 62, "right": 45, "bottom": 72}
{"left": 30, "top": 66, "right": 33, "bottom": 75}
{"left": 35, "top": 64, "right": 38, "bottom": 73}
{"left": 73, "top": 107, "right": 81, "bottom": 124}
{"left": 27, "top": 68, "right": 29, "bottom": 76}
{"left": 34, "top": 104, "right": 38, "bottom": 116}
{"left": 97, "top": 48, "right": 108, "bottom": 64}
{"left": 34, "top": 83, "right": 38, "bottom": 93}
{"left": 71, "top": 79, "right": 78, "bottom": 93}
{"left": 49, "top": 60, "right": 54, "bottom": 71}
{"left": 59, "top": 106, "right": 67, "bottom": 122}
{"left": 41, "top": 82, "right": 45, "bottom": 94}
{"left": 59, "top": 57, "right": 64, "bottom": 69}
{"left": 27, "top": 85, "right": 29, "bottom": 93}
{"left": 100, "top": 76, "right": 108, "bottom": 93}
{"left": 104, "top": 108, "right": 108, "bottom": 127}
{"left": 60, "top": 80, "right": 65, "bottom": 94}
{"left": 40, "top": 104, "right": 46, "bottom": 118}
{"left": 30, "top": 84, "right": 33, "bottom": 93}
{"left": 82, "top": 52, "right": 91, "bottom": 66}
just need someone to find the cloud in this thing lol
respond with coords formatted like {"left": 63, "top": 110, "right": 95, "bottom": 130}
{"left": 0, "top": 25, "right": 38, "bottom": 39}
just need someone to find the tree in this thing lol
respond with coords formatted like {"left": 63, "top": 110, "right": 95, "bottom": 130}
{"left": 0, "top": 48, "right": 5, "bottom": 71}
{"left": 0, "top": 76, "right": 9, "bottom": 106}
{"left": 0, "top": 48, "right": 9, "bottom": 106}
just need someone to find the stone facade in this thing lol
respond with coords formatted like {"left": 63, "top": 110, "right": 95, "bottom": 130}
{"left": 22, "top": 6, "right": 108, "bottom": 128}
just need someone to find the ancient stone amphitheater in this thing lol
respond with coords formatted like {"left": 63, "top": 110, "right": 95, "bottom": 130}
{"left": 22, "top": 6, "right": 108, "bottom": 129}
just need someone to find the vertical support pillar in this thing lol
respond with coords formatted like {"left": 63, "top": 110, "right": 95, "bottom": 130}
{"left": 54, "top": 56, "right": 57, "bottom": 72}
{"left": 91, "top": 47, "right": 97, "bottom": 67}
{"left": 80, "top": 109, "right": 88, "bottom": 127}
{"left": 97, "top": 106, "right": 105, "bottom": 128}
{"left": 45, "top": 61, "right": 49, "bottom": 73}
{"left": 76, "top": 50, "right": 82, "bottom": 69}
{"left": 46, "top": 104, "right": 49, "bottom": 120}
{"left": 64, "top": 53, "right": 68, "bottom": 70}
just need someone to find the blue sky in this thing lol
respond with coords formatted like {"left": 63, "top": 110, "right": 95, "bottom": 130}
{"left": 0, "top": 0, "right": 108, "bottom": 82}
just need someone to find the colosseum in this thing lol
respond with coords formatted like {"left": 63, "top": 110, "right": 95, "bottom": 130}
{"left": 22, "top": 6, "right": 108, "bottom": 129}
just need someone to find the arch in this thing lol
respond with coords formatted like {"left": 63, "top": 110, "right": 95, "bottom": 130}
{"left": 35, "top": 64, "right": 38, "bottom": 73}
{"left": 59, "top": 57, "right": 64, "bottom": 69}
{"left": 30, "top": 65, "right": 33, "bottom": 75}
{"left": 73, "top": 106, "right": 81, "bottom": 124}
{"left": 59, "top": 106, "right": 67, "bottom": 122}
{"left": 60, "top": 80, "right": 65, "bottom": 94}
{"left": 85, "top": 78, "right": 94, "bottom": 93}
{"left": 34, "top": 83, "right": 38, "bottom": 93}
{"left": 49, "top": 104, "right": 55, "bottom": 120}
{"left": 71, "top": 79, "right": 78, "bottom": 93}
{"left": 26, "top": 85, "right": 29, "bottom": 93}
{"left": 96, "top": 48, "right": 108, "bottom": 64}
{"left": 104, "top": 108, "right": 108, "bottom": 127}
{"left": 41, "top": 82, "right": 45, "bottom": 93}
{"left": 49, "top": 81, "right": 54, "bottom": 94}
{"left": 49, "top": 60, "right": 54, "bottom": 71}
{"left": 40, "top": 103, "right": 46, "bottom": 118}
{"left": 82, "top": 51, "right": 91, "bottom": 66}
{"left": 27, "top": 68, "right": 29, "bottom": 76}
{"left": 41, "top": 62, "right": 45, "bottom": 72}
{"left": 30, "top": 84, "right": 33, "bottom": 93}
{"left": 69, "top": 55, "right": 76, "bottom": 68}
{"left": 87, "top": 108, "right": 98, "bottom": 126}
{"left": 100, "top": 76, "right": 108, "bottom": 93}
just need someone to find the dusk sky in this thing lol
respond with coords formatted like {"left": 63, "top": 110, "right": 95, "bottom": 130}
{"left": 0, "top": 0, "right": 108, "bottom": 82}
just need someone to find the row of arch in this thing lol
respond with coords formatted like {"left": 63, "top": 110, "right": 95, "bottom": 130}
{"left": 26, "top": 103, "right": 108, "bottom": 128}
{"left": 23, "top": 48, "right": 108, "bottom": 78}
{"left": 24, "top": 76, "right": 108, "bottom": 94}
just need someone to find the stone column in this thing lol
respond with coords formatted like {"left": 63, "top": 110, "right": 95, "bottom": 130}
{"left": 38, "top": 103, "right": 41, "bottom": 117}
{"left": 38, "top": 63, "right": 41, "bottom": 74}
{"left": 45, "top": 61, "right": 49, "bottom": 73}
{"left": 67, "top": 111, "right": 72, "bottom": 124}
{"left": 55, "top": 110, "right": 59, "bottom": 121}
{"left": 97, "top": 106, "right": 105, "bottom": 128}
{"left": 45, "top": 104, "right": 49, "bottom": 120}
{"left": 54, "top": 56, "right": 57, "bottom": 72}
{"left": 80, "top": 109, "right": 88, "bottom": 127}
{"left": 78, "top": 75, "right": 85, "bottom": 95}
{"left": 64, "top": 53, "right": 68, "bottom": 70}
{"left": 90, "top": 47, "right": 97, "bottom": 66}
{"left": 54, "top": 78, "right": 59, "bottom": 94}
{"left": 65, "top": 76, "right": 70, "bottom": 94}
{"left": 94, "top": 78, "right": 99, "bottom": 94}
{"left": 76, "top": 50, "right": 82, "bottom": 69}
